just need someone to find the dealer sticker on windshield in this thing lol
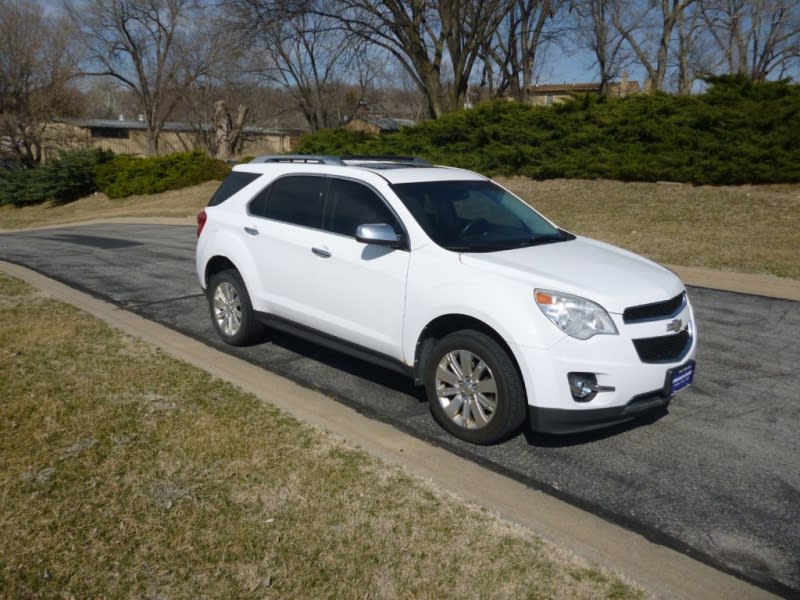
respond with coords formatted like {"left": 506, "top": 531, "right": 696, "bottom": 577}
{"left": 666, "top": 360, "right": 695, "bottom": 395}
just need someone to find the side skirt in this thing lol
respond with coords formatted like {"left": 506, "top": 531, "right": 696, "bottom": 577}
{"left": 255, "top": 311, "right": 415, "bottom": 381}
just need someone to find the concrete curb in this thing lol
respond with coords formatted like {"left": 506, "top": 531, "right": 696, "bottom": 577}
{"left": 0, "top": 259, "right": 779, "bottom": 600}
{"left": 668, "top": 265, "right": 800, "bottom": 302}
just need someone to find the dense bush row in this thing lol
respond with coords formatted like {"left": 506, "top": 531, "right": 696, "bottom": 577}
{"left": 95, "top": 151, "right": 230, "bottom": 199}
{"left": 297, "top": 76, "right": 800, "bottom": 185}
{"left": 0, "top": 149, "right": 114, "bottom": 207}
{"left": 0, "top": 150, "right": 230, "bottom": 206}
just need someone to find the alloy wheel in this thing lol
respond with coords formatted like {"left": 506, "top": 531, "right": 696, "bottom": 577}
{"left": 435, "top": 349, "right": 498, "bottom": 429}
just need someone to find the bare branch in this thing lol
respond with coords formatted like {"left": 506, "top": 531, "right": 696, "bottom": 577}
{"left": 0, "top": 0, "right": 81, "bottom": 164}
{"left": 67, "top": 0, "right": 215, "bottom": 155}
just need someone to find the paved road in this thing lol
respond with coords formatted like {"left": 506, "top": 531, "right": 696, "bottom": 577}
{"left": 2, "top": 223, "right": 798, "bottom": 596}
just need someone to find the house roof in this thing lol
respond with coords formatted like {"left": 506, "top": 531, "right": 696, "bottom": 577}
{"left": 528, "top": 83, "right": 602, "bottom": 94}
{"left": 352, "top": 114, "right": 415, "bottom": 132}
{"left": 528, "top": 79, "right": 641, "bottom": 96}
{"left": 370, "top": 115, "right": 415, "bottom": 131}
{"left": 58, "top": 118, "right": 304, "bottom": 136}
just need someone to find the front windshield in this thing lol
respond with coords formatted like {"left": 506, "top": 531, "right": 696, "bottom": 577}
{"left": 392, "top": 179, "right": 572, "bottom": 252}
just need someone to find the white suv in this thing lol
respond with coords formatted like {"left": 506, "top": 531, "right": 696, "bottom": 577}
{"left": 196, "top": 156, "right": 696, "bottom": 444}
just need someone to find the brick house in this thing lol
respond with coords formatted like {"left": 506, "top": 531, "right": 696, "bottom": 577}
{"left": 527, "top": 74, "right": 641, "bottom": 106}
{"left": 344, "top": 103, "right": 415, "bottom": 134}
{"left": 41, "top": 117, "right": 304, "bottom": 161}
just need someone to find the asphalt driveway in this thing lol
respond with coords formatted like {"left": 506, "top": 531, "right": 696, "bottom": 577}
{"left": 1, "top": 223, "right": 798, "bottom": 596}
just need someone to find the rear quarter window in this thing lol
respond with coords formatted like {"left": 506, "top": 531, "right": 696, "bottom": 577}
{"left": 254, "top": 174, "right": 328, "bottom": 229}
{"left": 207, "top": 171, "right": 261, "bottom": 206}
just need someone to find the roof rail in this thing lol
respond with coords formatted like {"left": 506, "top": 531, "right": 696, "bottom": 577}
{"left": 342, "top": 155, "right": 431, "bottom": 166}
{"left": 250, "top": 155, "right": 346, "bottom": 165}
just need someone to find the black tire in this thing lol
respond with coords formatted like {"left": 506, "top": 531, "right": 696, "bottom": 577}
{"left": 424, "top": 330, "right": 527, "bottom": 444}
{"left": 207, "top": 269, "right": 262, "bottom": 346}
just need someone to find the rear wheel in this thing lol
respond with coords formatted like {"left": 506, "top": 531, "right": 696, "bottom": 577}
{"left": 425, "top": 330, "right": 526, "bottom": 444}
{"left": 208, "top": 269, "right": 262, "bottom": 346}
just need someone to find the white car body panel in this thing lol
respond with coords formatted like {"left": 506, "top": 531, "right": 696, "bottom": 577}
{"left": 244, "top": 216, "right": 409, "bottom": 359}
{"left": 459, "top": 236, "right": 685, "bottom": 314}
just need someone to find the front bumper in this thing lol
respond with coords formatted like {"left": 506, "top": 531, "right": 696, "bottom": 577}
{"left": 513, "top": 302, "right": 697, "bottom": 434}
{"left": 528, "top": 387, "right": 673, "bottom": 434}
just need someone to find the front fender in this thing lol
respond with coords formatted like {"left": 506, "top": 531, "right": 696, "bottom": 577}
{"left": 402, "top": 247, "right": 564, "bottom": 366}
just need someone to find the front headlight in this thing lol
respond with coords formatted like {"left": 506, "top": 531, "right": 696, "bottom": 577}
{"left": 534, "top": 289, "right": 618, "bottom": 340}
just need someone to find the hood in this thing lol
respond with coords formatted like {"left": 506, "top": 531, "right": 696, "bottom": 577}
{"left": 459, "top": 237, "right": 684, "bottom": 314}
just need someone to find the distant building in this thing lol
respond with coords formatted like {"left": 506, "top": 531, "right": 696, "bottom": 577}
{"left": 344, "top": 103, "right": 415, "bottom": 134}
{"left": 527, "top": 74, "right": 641, "bottom": 106}
{"left": 41, "top": 117, "right": 305, "bottom": 161}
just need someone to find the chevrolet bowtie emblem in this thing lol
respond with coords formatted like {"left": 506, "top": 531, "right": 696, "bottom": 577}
{"left": 667, "top": 318, "right": 684, "bottom": 333}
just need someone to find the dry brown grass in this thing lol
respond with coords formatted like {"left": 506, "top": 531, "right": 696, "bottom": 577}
{"left": 0, "top": 272, "right": 641, "bottom": 599}
{"left": 0, "top": 180, "right": 218, "bottom": 231}
{"left": 498, "top": 177, "right": 800, "bottom": 279}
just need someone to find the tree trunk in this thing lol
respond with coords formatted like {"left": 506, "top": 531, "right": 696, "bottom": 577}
{"left": 146, "top": 128, "right": 159, "bottom": 157}
{"left": 213, "top": 101, "right": 230, "bottom": 158}
{"left": 213, "top": 100, "right": 249, "bottom": 160}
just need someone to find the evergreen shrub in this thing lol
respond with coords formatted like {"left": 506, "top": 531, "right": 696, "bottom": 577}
{"left": 95, "top": 151, "right": 230, "bottom": 199}
{"left": 0, "top": 148, "right": 113, "bottom": 207}
{"left": 49, "top": 148, "right": 115, "bottom": 202}
{"left": 295, "top": 76, "right": 800, "bottom": 185}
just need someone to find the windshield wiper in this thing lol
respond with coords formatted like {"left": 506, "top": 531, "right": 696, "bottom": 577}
{"left": 446, "top": 231, "right": 575, "bottom": 253}
{"left": 446, "top": 244, "right": 503, "bottom": 252}
{"left": 511, "top": 234, "right": 567, "bottom": 248}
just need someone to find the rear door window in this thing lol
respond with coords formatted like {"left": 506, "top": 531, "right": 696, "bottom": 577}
{"left": 251, "top": 175, "right": 328, "bottom": 229}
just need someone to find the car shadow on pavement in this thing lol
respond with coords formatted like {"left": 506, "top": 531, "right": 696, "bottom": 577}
{"left": 257, "top": 327, "right": 425, "bottom": 399}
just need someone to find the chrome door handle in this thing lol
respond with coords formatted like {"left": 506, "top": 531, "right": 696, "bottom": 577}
{"left": 311, "top": 247, "right": 331, "bottom": 258}
{"left": 244, "top": 226, "right": 259, "bottom": 236}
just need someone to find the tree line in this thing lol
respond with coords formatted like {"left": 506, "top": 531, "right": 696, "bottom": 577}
{"left": 1, "top": 0, "right": 799, "bottom": 165}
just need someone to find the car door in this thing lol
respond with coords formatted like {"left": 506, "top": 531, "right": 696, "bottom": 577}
{"left": 313, "top": 177, "right": 410, "bottom": 360}
{"left": 243, "top": 174, "right": 330, "bottom": 322}
{"left": 245, "top": 174, "right": 409, "bottom": 362}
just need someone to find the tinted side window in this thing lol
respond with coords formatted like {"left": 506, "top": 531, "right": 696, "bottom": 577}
{"left": 208, "top": 171, "right": 260, "bottom": 206}
{"left": 261, "top": 175, "right": 327, "bottom": 228}
{"left": 325, "top": 179, "right": 398, "bottom": 237}
{"left": 248, "top": 186, "right": 269, "bottom": 216}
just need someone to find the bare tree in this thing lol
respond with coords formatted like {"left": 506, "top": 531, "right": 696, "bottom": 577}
{"left": 699, "top": 0, "right": 800, "bottom": 81}
{"left": 323, "top": 0, "right": 512, "bottom": 118}
{"left": 568, "top": 0, "right": 635, "bottom": 94}
{"left": 230, "top": 3, "right": 374, "bottom": 132}
{"left": 370, "top": 61, "right": 432, "bottom": 121}
{"left": 481, "top": 0, "right": 565, "bottom": 101}
{"left": 674, "top": 1, "right": 714, "bottom": 93}
{"left": 212, "top": 100, "right": 249, "bottom": 160}
{"left": 66, "top": 0, "right": 220, "bottom": 155}
{"left": 0, "top": 1, "right": 82, "bottom": 164}
{"left": 610, "top": 0, "right": 699, "bottom": 92}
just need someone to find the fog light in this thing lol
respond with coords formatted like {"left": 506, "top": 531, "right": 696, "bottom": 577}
{"left": 567, "top": 373, "right": 616, "bottom": 402}
{"left": 568, "top": 373, "right": 598, "bottom": 402}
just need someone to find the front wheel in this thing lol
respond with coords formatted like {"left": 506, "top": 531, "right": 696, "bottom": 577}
{"left": 424, "top": 330, "right": 527, "bottom": 444}
{"left": 207, "top": 269, "right": 262, "bottom": 346}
